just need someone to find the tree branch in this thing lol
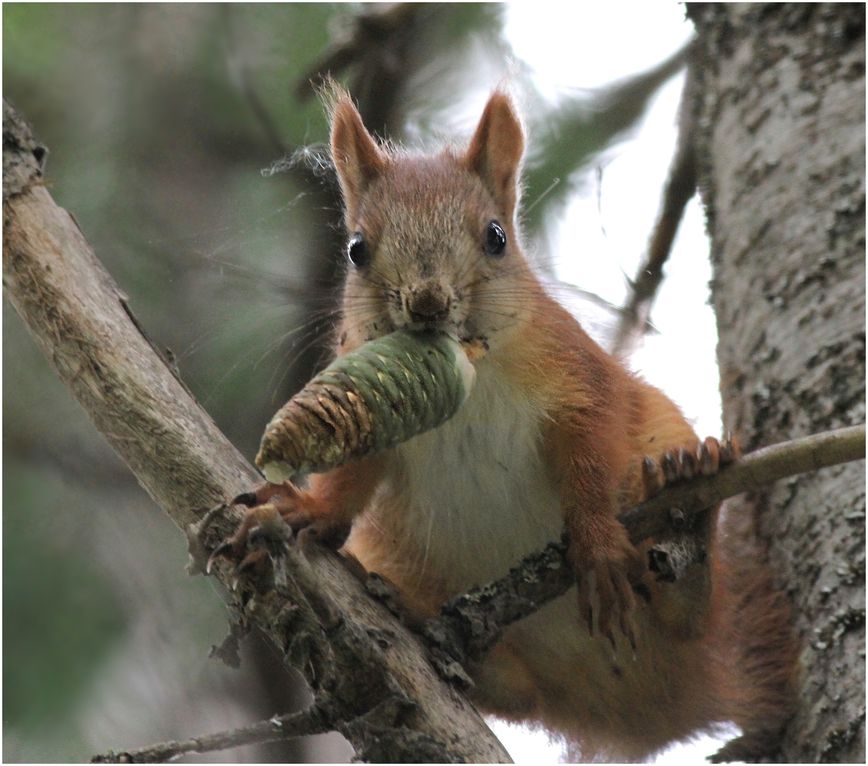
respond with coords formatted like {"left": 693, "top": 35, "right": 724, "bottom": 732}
{"left": 619, "top": 424, "right": 865, "bottom": 545}
{"left": 2, "top": 98, "right": 511, "bottom": 764}
{"left": 427, "top": 425, "right": 865, "bottom": 668}
{"left": 610, "top": 59, "right": 699, "bottom": 357}
{"left": 91, "top": 705, "right": 331, "bottom": 763}
{"left": 423, "top": 539, "right": 573, "bottom": 677}
{"left": 4, "top": 96, "right": 863, "bottom": 763}
{"left": 294, "top": 4, "right": 423, "bottom": 102}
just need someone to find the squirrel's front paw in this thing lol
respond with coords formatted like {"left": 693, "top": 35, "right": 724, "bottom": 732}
{"left": 208, "top": 482, "right": 349, "bottom": 575}
{"left": 569, "top": 526, "right": 645, "bottom": 650}
{"left": 641, "top": 434, "right": 740, "bottom": 499}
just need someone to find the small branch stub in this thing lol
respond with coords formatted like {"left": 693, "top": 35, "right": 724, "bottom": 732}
{"left": 257, "top": 330, "right": 478, "bottom": 482}
{"left": 3, "top": 98, "right": 48, "bottom": 198}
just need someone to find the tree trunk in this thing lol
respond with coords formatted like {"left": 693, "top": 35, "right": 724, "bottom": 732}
{"left": 689, "top": 4, "right": 865, "bottom": 762}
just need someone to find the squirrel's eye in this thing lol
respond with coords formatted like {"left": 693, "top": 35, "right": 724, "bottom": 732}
{"left": 347, "top": 232, "right": 369, "bottom": 268}
{"left": 483, "top": 220, "right": 507, "bottom": 257}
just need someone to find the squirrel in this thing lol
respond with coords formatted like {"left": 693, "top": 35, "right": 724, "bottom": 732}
{"left": 221, "top": 87, "right": 796, "bottom": 762}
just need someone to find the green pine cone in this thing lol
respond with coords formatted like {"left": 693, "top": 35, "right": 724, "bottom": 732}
{"left": 256, "top": 330, "right": 477, "bottom": 483}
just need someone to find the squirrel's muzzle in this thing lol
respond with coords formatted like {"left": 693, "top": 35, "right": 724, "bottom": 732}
{"left": 406, "top": 283, "right": 451, "bottom": 323}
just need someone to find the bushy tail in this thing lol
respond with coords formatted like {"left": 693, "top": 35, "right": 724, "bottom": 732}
{"left": 708, "top": 496, "right": 799, "bottom": 761}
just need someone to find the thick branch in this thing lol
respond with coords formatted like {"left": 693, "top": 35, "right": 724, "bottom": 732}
{"left": 2, "top": 99, "right": 510, "bottom": 764}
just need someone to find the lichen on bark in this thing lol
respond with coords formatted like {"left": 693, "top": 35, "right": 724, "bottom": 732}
{"left": 689, "top": 4, "right": 865, "bottom": 761}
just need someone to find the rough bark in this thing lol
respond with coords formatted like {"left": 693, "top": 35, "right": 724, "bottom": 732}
{"left": 2, "top": 98, "right": 511, "bottom": 764}
{"left": 689, "top": 4, "right": 865, "bottom": 762}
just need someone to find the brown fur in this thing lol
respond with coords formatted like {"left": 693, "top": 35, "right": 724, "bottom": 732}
{"left": 279, "top": 86, "right": 796, "bottom": 761}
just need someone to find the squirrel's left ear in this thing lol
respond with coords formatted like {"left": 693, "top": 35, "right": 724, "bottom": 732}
{"left": 464, "top": 91, "right": 525, "bottom": 222}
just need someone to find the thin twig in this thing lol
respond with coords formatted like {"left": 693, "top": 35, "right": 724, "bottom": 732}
{"left": 90, "top": 705, "right": 330, "bottom": 763}
{"left": 523, "top": 39, "right": 691, "bottom": 235}
{"left": 611, "top": 58, "right": 699, "bottom": 357}
{"left": 619, "top": 424, "right": 866, "bottom": 544}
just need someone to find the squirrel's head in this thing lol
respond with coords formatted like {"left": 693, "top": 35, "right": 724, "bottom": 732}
{"left": 326, "top": 86, "right": 537, "bottom": 353}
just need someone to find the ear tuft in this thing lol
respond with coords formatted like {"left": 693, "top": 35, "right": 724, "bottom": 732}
{"left": 464, "top": 91, "right": 525, "bottom": 221}
{"left": 322, "top": 81, "right": 386, "bottom": 216}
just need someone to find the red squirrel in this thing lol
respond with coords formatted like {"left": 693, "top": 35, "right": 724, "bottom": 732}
{"left": 224, "top": 87, "right": 795, "bottom": 761}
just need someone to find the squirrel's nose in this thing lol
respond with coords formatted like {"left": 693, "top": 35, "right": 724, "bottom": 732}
{"left": 406, "top": 284, "right": 451, "bottom": 323}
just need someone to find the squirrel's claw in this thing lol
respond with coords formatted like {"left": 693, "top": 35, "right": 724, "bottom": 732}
{"left": 718, "top": 432, "right": 740, "bottom": 464}
{"left": 208, "top": 482, "right": 348, "bottom": 579}
{"left": 641, "top": 456, "right": 664, "bottom": 499}
{"left": 589, "top": 559, "right": 639, "bottom": 652}
{"left": 206, "top": 539, "right": 239, "bottom": 574}
{"left": 678, "top": 448, "right": 697, "bottom": 480}
{"left": 571, "top": 526, "right": 644, "bottom": 650}
{"left": 232, "top": 490, "right": 259, "bottom": 507}
{"left": 697, "top": 436, "right": 720, "bottom": 475}
{"left": 641, "top": 434, "right": 742, "bottom": 500}
{"left": 207, "top": 499, "right": 292, "bottom": 576}
{"left": 233, "top": 480, "right": 301, "bottom": 510}
{"left": 289, "top": 512, "right": 352, "bottom": 551}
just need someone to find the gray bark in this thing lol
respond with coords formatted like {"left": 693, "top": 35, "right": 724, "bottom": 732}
{"left": 689, "top": 4, "right": 865, "bottom": 762}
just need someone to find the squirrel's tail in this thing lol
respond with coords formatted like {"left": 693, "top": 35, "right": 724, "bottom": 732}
{"left": 707, "top": 496, "right": 799, "bottom": 762}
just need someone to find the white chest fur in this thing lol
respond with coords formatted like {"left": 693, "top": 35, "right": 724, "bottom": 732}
{"left": 386, "top": 359, "right": 564, "bottom": 591}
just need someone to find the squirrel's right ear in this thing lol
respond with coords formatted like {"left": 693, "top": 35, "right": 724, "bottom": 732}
{"left": 325, "top": 85, "right": 386, "bottom": 212}
{"left": 464, "top": 91, "right": 525, "bottom": 222}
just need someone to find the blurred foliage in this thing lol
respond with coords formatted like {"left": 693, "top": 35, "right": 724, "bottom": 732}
{"left": 3, "top": 463, "right": 125, "bottom": 756}
{"left": 3, "top": 3, "right": 684, "bottom": 762}
{"left": 522, "top": 41, "right": 690, "bottom": 236}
